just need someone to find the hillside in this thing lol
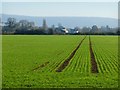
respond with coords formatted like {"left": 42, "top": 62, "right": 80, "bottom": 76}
{"left": 1, "top": 14, "right": 118, "bottom": 28}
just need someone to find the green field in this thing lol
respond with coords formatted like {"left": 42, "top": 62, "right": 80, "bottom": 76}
{"left": 2, "top": 35, "right": 118, "bottom": 88}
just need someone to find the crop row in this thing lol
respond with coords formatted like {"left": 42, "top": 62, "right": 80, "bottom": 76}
{"left": 2, "top": 35, "right": 118, "bottom": 88}
{"left": 32, "top": 36, "right": 118, "bottom": 75}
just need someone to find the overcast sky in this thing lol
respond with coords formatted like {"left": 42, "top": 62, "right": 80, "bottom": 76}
{"left": 1, "top": 2, "right": 118, "bottom": 18}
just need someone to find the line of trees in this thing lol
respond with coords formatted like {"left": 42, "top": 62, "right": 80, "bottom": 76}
{"left": 1, "top": 17, "right": 120, "bottom": 35}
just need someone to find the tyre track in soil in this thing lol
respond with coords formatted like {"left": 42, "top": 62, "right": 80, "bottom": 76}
{"left": 56, "top": 36, "right": 87, "bottom": 72}
{"left": 32, "top": 51, "right": 64, "bottom": 72}
{"left": 89, "top": 36, "right": 99, "bottom": 73}
{"left": 32, "top": 61, "right": 49, "bottom": 71}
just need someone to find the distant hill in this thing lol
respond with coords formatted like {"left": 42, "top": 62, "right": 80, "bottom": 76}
{"left": 1, "top": 14, "right": 118, "bottom": 28}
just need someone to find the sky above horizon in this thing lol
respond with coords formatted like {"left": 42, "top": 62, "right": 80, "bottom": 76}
{"left": 1, "top": 0, "right": 119, "bottom": 2}
{"left": 1, "top": 2, "right": 118, "bottom": 19}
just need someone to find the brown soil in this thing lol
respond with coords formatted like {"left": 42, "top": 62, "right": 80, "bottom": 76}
{"left": 32, "top": 61, "right": 49, "bottom": 71}
{"left": 56, "top": 36, "right": 86, "bottom": 72}
{"left": 89, "top": 36, "right": 99, "bottom": 73}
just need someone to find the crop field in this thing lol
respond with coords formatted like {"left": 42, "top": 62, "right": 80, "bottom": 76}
{"left": 2, "top": 35, "right": 118, "bottom": 88}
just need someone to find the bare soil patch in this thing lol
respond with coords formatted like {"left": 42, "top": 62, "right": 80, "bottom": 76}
{"left": 32, "top": 61, "right": 49, "bottom": 71}
{"left": 56, "top": 36, "right": 86, "bottom": 72}
{"left": 89, "top": 36, "right": 99, "bottom": 73}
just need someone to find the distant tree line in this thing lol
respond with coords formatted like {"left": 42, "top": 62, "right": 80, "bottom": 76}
{"left": 1, "top": 17, "right": 119, "bottom": 35}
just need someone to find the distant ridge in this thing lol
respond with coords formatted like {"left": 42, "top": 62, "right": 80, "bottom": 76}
{"left": 1, "top": 14, "right": 118, "bottom": 28}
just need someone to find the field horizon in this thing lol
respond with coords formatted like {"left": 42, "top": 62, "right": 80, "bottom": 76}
{"left": 1, "top": 1, "right": 119, "bottom": 89}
